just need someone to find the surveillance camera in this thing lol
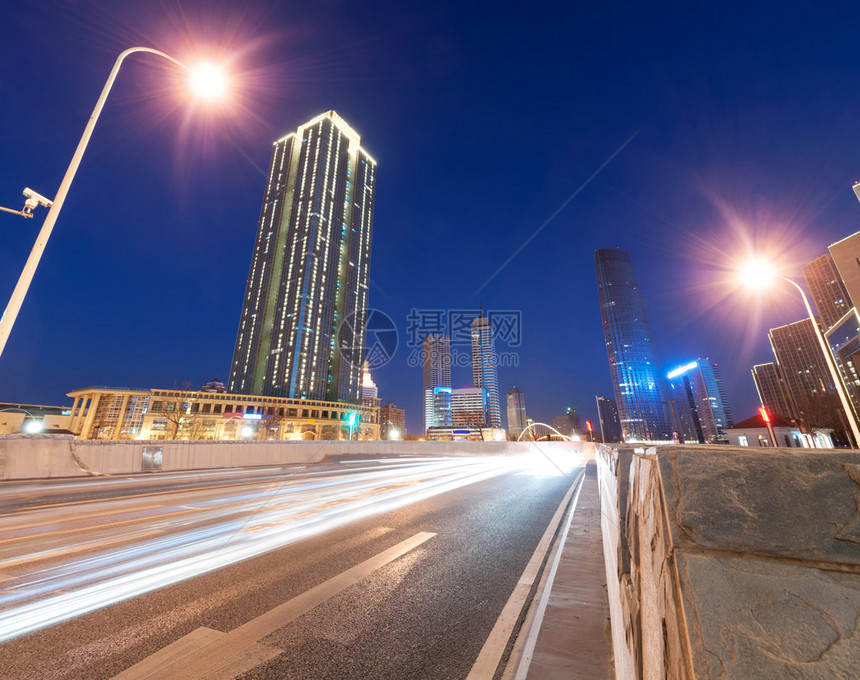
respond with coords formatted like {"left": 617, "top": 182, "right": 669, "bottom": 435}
{"left": 23, "top": 187, "right": 53, "bottom": 209}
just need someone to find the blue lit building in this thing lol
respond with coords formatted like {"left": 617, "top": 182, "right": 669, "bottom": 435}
{"left": 595, "top": 248, "right": 671, "bottom": 442}
{"left": 666, "top": 358, "right": 734, "bottom": 443}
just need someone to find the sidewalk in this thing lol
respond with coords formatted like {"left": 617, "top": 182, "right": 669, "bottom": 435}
{"left": 521, "top": 460, "right": 613, "bottom": 679}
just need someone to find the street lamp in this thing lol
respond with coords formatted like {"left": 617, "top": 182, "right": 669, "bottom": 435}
{"left": 739, "top": 261, "right": 860, "bottom": 447}
{"left": 0, "top": 47, "right": 228, "bottom": 359}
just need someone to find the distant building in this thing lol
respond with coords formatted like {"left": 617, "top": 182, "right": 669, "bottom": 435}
{"left": 200, "top": 379, "right": 226, "bottom": 394}
{"left": 506, "top": 387, "right": 527, "bottom": 439}
{"left": 472, "top": 314, "right": 501, "bottom": 428}
{"left": 66, "top": 386, "right": 380, "bottom": 441}
{"left": 423, "top": 334, "right": 452, "bottom": 432}
{"left": 725, "top": 412, "right": 833, "bottom": 449}
{"left": 552, "top": 415, "right": 574, "bottom": 437}
{"left": 751, "top": 362, "right": 795, "bottom": 420}
{"left": 228, "top": 112, "right": 375, "bottom": 403}
{"left": 665, "top": 358, "right": 733, "bottom": 444}
{"left": 451, "top": 387, "right": 490, "bottom": 427}
{"left": 361, "top": 361, "right": 378, "bottom": 400}
{"left": 0, "top": 402, "right": 72, "bottom": 435}
{"left": 802, "top": 253, "right": 852, "bottom": 331}
{"left": 565, "top": 407, "right": 582, "bottom": 434}
{"left": 379, "top": 401, "right": 406, "bottom": 439}
{"left": 426, "top": 426, "right": 506, "bottom": 441}
{"left": 595, "top": 248, "right": 671, "bottom": 442}
{"left": 595, "top": 396, "right": 623, "bottom": 443}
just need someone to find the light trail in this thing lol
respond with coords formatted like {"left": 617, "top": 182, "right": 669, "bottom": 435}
{"left": 0, "top": 454, "right": 573, "bottom": 642}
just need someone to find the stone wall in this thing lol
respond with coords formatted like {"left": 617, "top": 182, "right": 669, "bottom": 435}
{"left": 0, "top": 435, "right": 587, "bottom": 480}
{"left": 596, "top": 444, "right": 860, "bottom": 679}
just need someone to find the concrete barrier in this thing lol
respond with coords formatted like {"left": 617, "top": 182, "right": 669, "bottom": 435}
{"left": 0, "top": 436, "right": 587, "bottom": 480}
{"left": 596, "top": 444, "right": 860, "bottom": 679}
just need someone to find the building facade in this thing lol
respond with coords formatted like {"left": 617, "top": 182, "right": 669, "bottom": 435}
{"left": 423, "top": 334, "right": 452, "bottom": 432}
{"left": 751, "top": 362, "right": 795, "bottom": 420}
{"left": 828, "top": 231, "right": 860, "bottom": 312}
{"left": 451, "top": 387, "right": 490, "bottom": 427}
{"left": 228, "top": 112, "right": 376, "bottom": 403}
{"left": 595, "top": 248, "right": 671, "bottom": 442}
{"left": 506, "top": 386, "right": 527, "bottom": 439}
{"left": 595, "top": 396, "right": 623, "bottom": 443}
{"left": 666, "top": 359, "right": 733, "bottom": 444}
{"left": 471, "top": 314, "right": 501, "bottom": 428}
{"left": 379, "top": 401, "right": 406, "bottom": 439}
{"left": 802, "top": 253, "right": 852, "bottom": 331}
{"left": 66, "top": 387, "right": 379, "bottom": 441}
{"left": 768, "top": 319, "right": 840, "bottom": 423}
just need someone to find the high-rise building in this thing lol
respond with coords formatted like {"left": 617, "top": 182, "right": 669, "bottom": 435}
{"left": 361, "top": 361, "right": 378, "bottom": 400}
{"left": 595, "top": 396, "right": 623, "bottom": 443}
{"left": 506, "top": 387, "right": 527, "bottom": 439}
{"left": 802, "top": 254, "right": 852, "bottom": 331}
{"left": 752, "top": 362, "right": 795, "bottom": 420}
{"left": 768, "top": 319, "right": 838, "bottom": 421}
{"left": 379, "top": 401, "right": 406, "bottom": 439}
{"left": 825, "top": 310, "right": 860, "bottom": 417}
{"left": 451, "top": 387, "right": 490, "bottom": 427}
{"left": 828, "top": 231, "right": 860, "bottom": 311}
{"left": 228, "top": 112, "right": 376, "bottom": 402}
{"left": 471, "top": 314, "right": 501, "bottom": 428}
{"left": 665, "top": 359, "right": 733, "bottom": 443}
{"left": 595, "top": 248, "right": 671, "bottom": 442}
{"left": 552, "top": 416, "right": 574, "bottom": 437}
{"left": 423, "top": 334, "right": 452, "bottom": 432}
{"left": 565, "top": 406, "right": 582, "bottom": 433}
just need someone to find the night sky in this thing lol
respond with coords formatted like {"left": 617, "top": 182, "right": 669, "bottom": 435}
{"left": 3, "top": 1, "right": 860, "bottom": 435}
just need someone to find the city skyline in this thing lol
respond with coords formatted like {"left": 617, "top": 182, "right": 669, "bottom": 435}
{"left": 4, "top": 2, "right": 860, "bottom": 434}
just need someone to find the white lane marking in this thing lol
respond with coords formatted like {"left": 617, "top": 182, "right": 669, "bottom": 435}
{"left": 466, "top": 469, "right": 585, "bottom": 680}
{"left": 112, "top": 531, "right": 437, "bottom": 680}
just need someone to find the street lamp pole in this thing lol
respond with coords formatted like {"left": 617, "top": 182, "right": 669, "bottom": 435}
{"left": 779, "top": 276, "right": 860, "bottom": 447}
{"left": 0, "top": 48, "right": 188, "bottom": 359}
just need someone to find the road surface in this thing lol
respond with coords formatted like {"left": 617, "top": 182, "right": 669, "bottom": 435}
{"left": 0, "top": 452, "right": 582, "bottom": 679}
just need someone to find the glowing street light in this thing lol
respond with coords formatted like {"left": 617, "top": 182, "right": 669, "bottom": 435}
{"left": 0, "top": 47, "right": 229, "bottom": 360}
{"left": 739, "top": 260, "right": 860, "bottom": 447}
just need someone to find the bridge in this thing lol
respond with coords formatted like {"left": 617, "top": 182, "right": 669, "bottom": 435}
{"left": 0, "top": 435, "right": 856, "bottom": 678}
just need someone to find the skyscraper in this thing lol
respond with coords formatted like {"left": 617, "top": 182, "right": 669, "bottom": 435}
{"left": 595, "top": 248, "right": 671, "bottom": 442}
{"left": 423, "top": 334, "right": 452, "bottom": 432}
{"left": 768, "top": 319, "right": 840, "bottom": 422}
{"left": 229, "top": 112, "right": 376, "bottom": 402}
{"left": 506, "top": 386, "right": 527, "bottom": 439}
{"left": 752, "top": 362, "right": 795, "bottom": 419}
{"left": 361, "top": 361, "right": 378, "bottom": 400}
{"left": 665, "top": 358, "right": 733, "bottom": 443}
{"left": 595, "top": 396, "right": 623, "bottom": 443}
{"left": 451, "top": 387, "right": 490, "bottom": 427}
{"left": 471, "top": 314, "right": 501, "bottom": 428}
{"left": 828, "top": 231, "right": 860, "bottom": 311}
{"left": 802, "top": 254, "right": 852, "bottom": 331}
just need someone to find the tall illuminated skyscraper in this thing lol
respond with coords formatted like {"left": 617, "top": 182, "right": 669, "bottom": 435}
{"left": 229, "top": 112, "right": 376, "bottom": 402}
{"left": 595, "top": 248, "right": 671, "bottom": 442}
{"left": 472, "top": 313, "right": 501, "bottom": 428}
{"left": 423, "top": 334, "right": 452, "bottom": 432}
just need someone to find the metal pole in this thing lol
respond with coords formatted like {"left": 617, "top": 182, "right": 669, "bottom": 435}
{"left": 782, "top": 277, "right": 860, "bottom": 447}
{"left": 0, "top": 48, "right": 186, "bottom": 359}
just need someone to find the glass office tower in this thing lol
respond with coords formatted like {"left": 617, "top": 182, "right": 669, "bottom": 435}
{"left": 229, "top": 112, "right": 376, "bottom": 402}
{"left": 595, "top": 248, "right": 671, "bottom": 442}
{"left": 471, "top": 314, "right": 501, "bottom": 428}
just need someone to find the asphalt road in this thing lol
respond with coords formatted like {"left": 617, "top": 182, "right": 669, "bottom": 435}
{"left": 0, "top": 453, "right": 582, "bottom": 679}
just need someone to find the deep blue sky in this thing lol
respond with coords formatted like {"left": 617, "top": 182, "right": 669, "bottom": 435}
{"left": 2, "top": 0, "right": 860, "bottom": 434}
